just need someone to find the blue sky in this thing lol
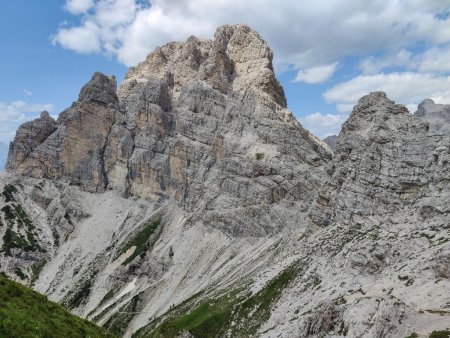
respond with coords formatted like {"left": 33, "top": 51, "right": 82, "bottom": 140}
{"left": 1, "top": 0, "right": 450, "bottom": 169}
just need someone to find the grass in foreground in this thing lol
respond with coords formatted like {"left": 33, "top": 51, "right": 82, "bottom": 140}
{"left": 0, "top": 274, "right": 114, "bottom": 338}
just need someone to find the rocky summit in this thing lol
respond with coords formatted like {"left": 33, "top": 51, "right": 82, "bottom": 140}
{"left": 1, "top": 24, "right": 450, "bottom": 338}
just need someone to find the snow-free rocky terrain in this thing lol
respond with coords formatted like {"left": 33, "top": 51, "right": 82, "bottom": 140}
{"left": 1, "top": 24, "right": 450, "bottom": 338}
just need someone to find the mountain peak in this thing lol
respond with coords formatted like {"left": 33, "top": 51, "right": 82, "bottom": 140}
{"left": 78, "top": 72, "right": 118, "bottom": 107}
{"left": 6, "top": 24, "right": 329, "bottom": 236}
{"left": 121, "top": 24, "right": 286, "bottom": 107}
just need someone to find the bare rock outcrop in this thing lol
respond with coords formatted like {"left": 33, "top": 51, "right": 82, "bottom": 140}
{"left": 415, "top": 98, "right": 450, "bottom": 133}
{"left": 6, "top": 24, "right": 331, "bottom": 237}
{"left": 7, "top": 73, "right": 120, "bottom": 192}
{"left": 308, "top": 91, "right": 450, "bottom": 227}
{"left": 3, "top": 24, "right": 450, "bottom": 338}
{"left": 6, "top": 111, "right": 57, "bottom": 172}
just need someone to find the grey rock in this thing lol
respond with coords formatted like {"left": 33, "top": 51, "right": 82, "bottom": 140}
{"left": 6, "top": 111, "right": 57, "bottom": 172}
{"left": 2, "top": 25, "right": 450, "bottom": 338}
{"left": 6, "top": 24, "right": 331, "bottom": 237}
{"left": 414, "top": 98, "right": 450, "bottom": 133}
{"left": 323, "top": 135, "right": 338, "bottom": 150}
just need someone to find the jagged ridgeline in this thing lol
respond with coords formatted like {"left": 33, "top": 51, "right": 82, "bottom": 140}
{"left": 1, "top": 24, "right": 450, "bottom": 337}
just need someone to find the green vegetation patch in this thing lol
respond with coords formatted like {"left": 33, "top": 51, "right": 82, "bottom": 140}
{"left": 1, "top": 203, "right": 44, "bottom": 256}
{"left": 66, "top": 280, "right": 93, "bottom": 310}
{"left": 30, "top": 260, "right": 47, "bottom": 286}
{"left": 154, "top": 294, "right": 235, "bottom": 338}
{"left": 134, "top": 262, "right": 301, "bottom": 338}
{"left": 104, "top": 293, "right": 142, "bottom": 337}
{"left": 117, "top": 218, "right": 161, "bottom": 265}
{"left": 0, "top": 274, "right": 114, "bottom": 338}
{"left": 1, "top": 228, "right": 40, "bottom": 257}
{"left": 405, "top": 332, "right": 419, "bottom": 338}
{"left": 2, "top": 185, "right": 18, "bottom": 203}
{"left": 256, "top": 152, "right": 265, "bottom": 160}
{"left": 430, "top": 330, "right": 450, "bottom": 338}
{"left": 99, "top": 289, "right": 116, "bottom": 307}
{"left": 64, "top": 270, "right": 99, "bottom": 311}
{"left": 87, "top": 288, "right": 117, "bottom": 319}
{"left": 230, "top": 263, "right": 300, "bottom": 336}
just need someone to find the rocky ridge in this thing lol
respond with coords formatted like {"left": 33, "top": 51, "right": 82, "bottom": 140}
{"left": 1, "top": 24, "right": 450, "bottom": 338}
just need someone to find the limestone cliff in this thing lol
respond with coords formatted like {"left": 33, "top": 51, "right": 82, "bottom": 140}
{"left": 6, "top": 24, "right": 331, "bottom": 237}
{"left": 1, "top": 24, "right": 450, "bottom": 338}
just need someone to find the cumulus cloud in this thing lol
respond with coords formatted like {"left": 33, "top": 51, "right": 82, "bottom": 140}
{"left": 53, "top": 0, "right": 138, "bottom": 56}
{"left": 300, "top": 112, "right": 348, "bottom": 138}
{"left": 359, "top": 50, "right": 416, "bottom": 75}
{"left": 418, "top": 45, "right": 450, "bottom": 73}
{"left": 53, "top": 0, "right": 450, "bottom": 69}
{"left": 359, "top": 45, "right": 450, "bottom": 75}
{"left": 294, "top": 63, "right": 338, "bottom": 84}
{"left": 0, "top": 100, "right": 54, "bottom": 144}
{"left": 52, "top": 21, "right": 101, "bottom": 54}
{"left": 324, "top": 72, "right": 450, "bottom": 113}
{"left": 65, "top": 0, "right": 95, "bottom": 15}
{"left": 52, "top": 0, "right": 450, "bottom": 137}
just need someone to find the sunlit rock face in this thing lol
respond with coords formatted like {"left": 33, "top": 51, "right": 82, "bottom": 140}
{"left": 3, "top": 25, "right": 450, "bottom": 338}
{"left": 6, "top": 24, "right": 331, "bottom": 237}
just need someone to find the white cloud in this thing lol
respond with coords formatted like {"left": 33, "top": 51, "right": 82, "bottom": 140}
{"left": 53, "top": 0, "right": 450, "bottom": 69}
{"left": 418, "top": 45, "right": 450, "bottom": 73}
{"left": 359, "top": 45, "right": 450, "bottom": 75}
{"left": 54, "top": 0, "right": 138, "bottom": 56}
{"left": 324, "top": 72, "right": 450, "bottom": 113}
{"left": 23, "top": 89, "right": 33, "bottom": 96}
{"left": 294, "top": 63, "right": 338, "bottom": 84}
{"left": 65, "top": 0, "right": 95, "bottom": 15}
{"left": 52, "top": 21, "right": 101, "bottom": 54}
{"left": 359, "top": 50, "right": 416, "bottom": 75}
{"left": 0, "top": 100, "right": 54, "bottom": 144}
{"left": 300, "top": 112, "right": 348, "bottom": 138}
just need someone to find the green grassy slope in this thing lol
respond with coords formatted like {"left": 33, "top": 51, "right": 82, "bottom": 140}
{"left": 0, "top": 274, "right": 114, "bottom": 338}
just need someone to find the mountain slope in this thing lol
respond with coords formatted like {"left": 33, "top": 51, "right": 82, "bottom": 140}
{"left": 1, "top": 24, "right": 331, "bottom": 337}
{"left": 0, "top": 274, "right": 113, "bottom": 338}
{"left": 1, "top": 24, "right": 450, "bottom": 338}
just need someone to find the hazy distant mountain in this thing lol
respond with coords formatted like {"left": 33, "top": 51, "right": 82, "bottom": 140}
{"left": 414, "top": 98, "right": 450, "bottom": 133}
{"left": 0, "top": 142, "right": 8, "bottom": 170}
{"left": 323, "top": 134, "right": 338, "bottom": 150}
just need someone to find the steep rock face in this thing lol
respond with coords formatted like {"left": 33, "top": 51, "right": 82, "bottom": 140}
{"left": 6, "top": 111, "right": 57, "bottom": 172}
{"left": 3, "top": 24, "right": 450, "bottom": 338}
{"left": 7, "top": 73, "right": 120, "bottom": 192}
{"left": 7, "top": 24, "right": 331, "bottom": 237}
{"left": 120, "top": 24, "right": 287, "bottom": 107}
{"left": 257, "top": 93, "right": 450, "bottom": 338}
{"left": 309, "top": 92, "right": 448, "bottom": 227}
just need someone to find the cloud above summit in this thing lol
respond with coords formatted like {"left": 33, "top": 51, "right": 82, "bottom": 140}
{"left": 54, "top": 0, "right": 450, "bottom": 68}
{"left": 51, "top": 0, "right": 450, "bottom": 137}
